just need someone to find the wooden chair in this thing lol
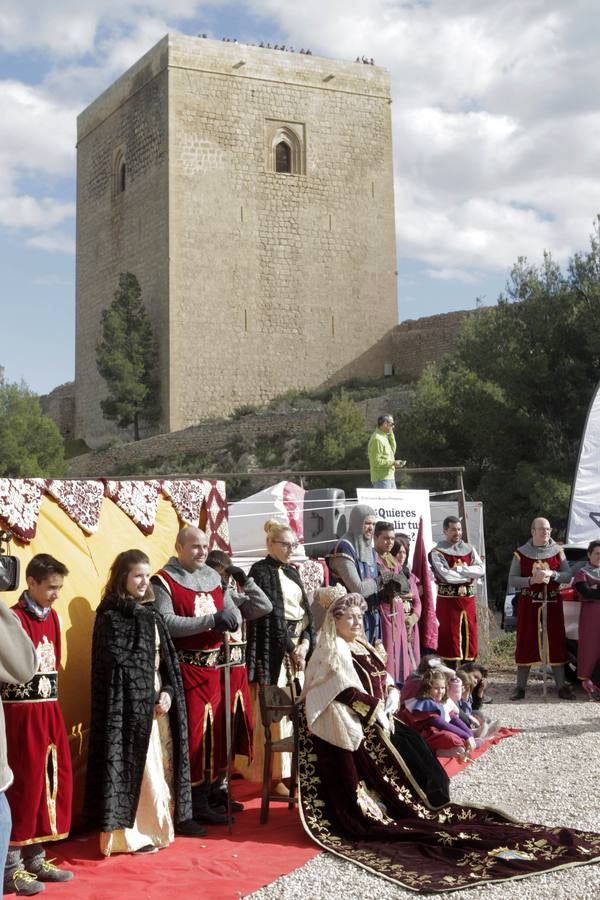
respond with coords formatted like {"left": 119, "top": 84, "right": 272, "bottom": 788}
{"left": 256, "top": 667, "right": 299, "bottom": 825}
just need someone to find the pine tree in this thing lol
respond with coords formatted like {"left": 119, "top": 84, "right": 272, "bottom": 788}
{"left": 96, "top": 273, "right": 160, "bottom": 441}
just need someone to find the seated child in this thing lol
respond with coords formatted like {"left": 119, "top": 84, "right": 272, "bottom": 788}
{"left": 400, "top": 654, "right": 454, "bottom": 709}
{"left": 400, "top": 668, "right": 477, "bottom": 758}
{"left": 460, "top": 661, "right": 491, "bottom": 709}
{"left": 455, "top": 668, "right": 499, "bottom": 739}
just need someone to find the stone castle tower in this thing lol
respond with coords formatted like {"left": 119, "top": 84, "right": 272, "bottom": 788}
{"left": 75, "top": 34, "right": 397, "bottom": 446}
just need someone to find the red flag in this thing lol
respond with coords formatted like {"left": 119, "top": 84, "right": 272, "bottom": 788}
{"left": 412, "top": 516, "right": 438, "bottom": 652}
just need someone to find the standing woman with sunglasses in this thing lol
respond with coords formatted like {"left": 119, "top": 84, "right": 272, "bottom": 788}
{"left": 244, "top": 519, "right": 315, "bottom": 788}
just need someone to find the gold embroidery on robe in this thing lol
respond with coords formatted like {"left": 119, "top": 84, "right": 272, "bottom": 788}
{"left": 351, "top": 700, "right": 371, "bottom": 718}
{"left": 356, "top": 781, "right": 394, "bottom": 824}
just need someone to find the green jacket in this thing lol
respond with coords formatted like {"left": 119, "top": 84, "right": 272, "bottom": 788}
{"left": 367, "top": 428, "right": 396, "bottom": 481}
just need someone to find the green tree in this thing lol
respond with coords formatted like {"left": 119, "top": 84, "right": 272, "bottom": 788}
{"left": 403, "top": 221, "right": 600, "bottom": 599}
{"left": 294, "top": 391, "right": 370, "bottom": 491}
{"left": 0, "top": 370, "right": 65, "bottom": 476}
{"left": 96, "top": 273, "right": 160, "bottom": 441}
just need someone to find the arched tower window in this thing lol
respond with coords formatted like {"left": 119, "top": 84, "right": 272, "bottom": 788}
{"left": 275, "top": 141, "right": 291, "bottom": 173}
{"left": 268, "top": 124, "right": 305, "bottom": 175}
{"left": 112, "top": 147, "right": 127, "bottom": 197}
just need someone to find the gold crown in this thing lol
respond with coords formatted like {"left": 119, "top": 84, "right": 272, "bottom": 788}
{"left": 318, "top": 583, "right": 348, "bottom": 609}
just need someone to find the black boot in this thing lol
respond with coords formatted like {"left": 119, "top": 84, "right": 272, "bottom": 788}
{"left": 192, "top": 784, "right": 230, "bottom": 825}
{"left": 175, "top": 818, "right": 207, "bottom": 837}
{"left": 209, "top": 779, "right": 245, "bottom": 813}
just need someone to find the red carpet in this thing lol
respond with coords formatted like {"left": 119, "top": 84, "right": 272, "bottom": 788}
{"left": 440, "top": 727, "right": 520, "bottom": 777}
{"left": 28, "top": 734, "right": 520, "bottom": 899}
{"left": 39, "top": 781, "right": 318, "bottom": 900}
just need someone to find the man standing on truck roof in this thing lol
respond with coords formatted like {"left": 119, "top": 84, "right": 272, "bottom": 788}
{"left": 508, "top": 517, "right": 575, "bottom": 701}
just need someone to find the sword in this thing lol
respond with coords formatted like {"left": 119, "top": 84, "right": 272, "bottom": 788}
{"left": 222, "top": 632, "right": 233, "bottom": 833}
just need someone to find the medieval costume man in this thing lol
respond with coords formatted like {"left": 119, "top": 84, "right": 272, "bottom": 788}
{"left": 2, "top": 555, "right": 74, "bottom": 896}
{"left": 151, "top": 527, "right": 241, "bottom": 825}
{"left": 85, "top": 550, "right": 201, "bottom": 855}
{"left": 205, "top": 550, "right": 272, "bottom": 806}
{"left": 429, "top": 516, "right": 484, "bottom": 664}
{"left": 327, "top": 504, "right": 381, "bottom": 644}
{"left": 298, "top": 589, "right": 600, "bottom": 893}
{"left": 508, "top": 517, "right": 574, "bottom": 701}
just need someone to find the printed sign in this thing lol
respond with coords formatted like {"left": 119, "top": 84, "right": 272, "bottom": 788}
{"left": 356, "top": 488, "right": 432, "bottom": 563}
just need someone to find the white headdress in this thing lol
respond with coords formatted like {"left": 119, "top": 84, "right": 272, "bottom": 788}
{"left": 302, "top": 588, "right": 366, "bottom": 751}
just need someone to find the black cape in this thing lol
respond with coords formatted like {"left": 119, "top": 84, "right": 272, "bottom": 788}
{"left": 84, "top": 593, "right": 192, "bottom": 831}
{"left": 246, "top": 555, "right": 315, "bottom": 684}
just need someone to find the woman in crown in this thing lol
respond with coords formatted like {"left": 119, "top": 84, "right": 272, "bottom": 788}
{"left": 298, "top": 587, "right": 600, "bottom": 892}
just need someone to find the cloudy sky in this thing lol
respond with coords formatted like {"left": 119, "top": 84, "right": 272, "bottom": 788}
{"left": 2, "top": 0, "right": 600, "bottom": 394}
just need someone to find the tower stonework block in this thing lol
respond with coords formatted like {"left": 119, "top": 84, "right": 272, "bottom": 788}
{"left": 76, "top": 34, "right": 397, "bottom": 445}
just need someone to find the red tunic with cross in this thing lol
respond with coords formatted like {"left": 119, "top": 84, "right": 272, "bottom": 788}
{"left": 431, "top": 549, "right": 478, "bottom": 662}
{"left": 2, "top": 604, "right": 72, "bottom": 845}
{"left": 513, "top": 549, "right": 566, "bottom": 666}
{"left": 155, "top": 569, "right": 225, "bottom": 784}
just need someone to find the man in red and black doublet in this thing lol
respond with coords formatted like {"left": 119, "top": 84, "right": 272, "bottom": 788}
{"left": 152, "top": 527, "right": 242, "bottom": 825}
{"left": 429, "top": 516, "right": 485, "bottom": 665}
{"left": 204, "top": 552, "right": 272, "bottom": 775}
{"left": 508, "top": 517, "right": 574, "bottom": 700}
{"left": 2, "top": 554, "right": 74, "bottom": 895}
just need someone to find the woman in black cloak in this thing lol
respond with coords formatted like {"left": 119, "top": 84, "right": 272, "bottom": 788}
{"left": 85, "top": 549, "right": 201, "bottom": 854}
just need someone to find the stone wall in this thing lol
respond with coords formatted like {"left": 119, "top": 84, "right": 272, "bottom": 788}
{"left": 389, "top": 309, "right": 481, "bottom": 378}
{"left": 167, "top": 36, "right": 397, "bottom": 428}
{"left": 75, "top": 39, "right": 170, "bottom": 447}
{"left": 40, "top": 382, "right": 76, "bottom": 439}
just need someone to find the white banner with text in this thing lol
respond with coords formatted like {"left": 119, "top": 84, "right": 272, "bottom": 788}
{"left": 356, "top": 488, "right": 433, "bottom": 563}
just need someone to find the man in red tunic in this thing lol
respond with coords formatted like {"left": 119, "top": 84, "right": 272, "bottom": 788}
{"left": 2, "top": 554, "right": 74, "bottom": 896}
{"left": 205, "top": 550, "right": 271, "bottom": 808}
{"left": 152, "top": 527, "right": 241, "bottom": 825}
{"left": 508, "top": 517, "right": 574, "bottom": 701}
{"left": 429, "top": 516, "right": 485, "bottom": 666}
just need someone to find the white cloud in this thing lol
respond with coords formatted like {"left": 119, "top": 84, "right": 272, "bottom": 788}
{"left": 2, "top": 0, "right": 600, "bottom": 290}
{"left": 0, "top": 195, "right": 74, "bottom": 230}
{"left": 0, "top": 81, "right": 76, "bottom": 177}
{"left": 0, "top": 1, "right": 213, "bottom": 57}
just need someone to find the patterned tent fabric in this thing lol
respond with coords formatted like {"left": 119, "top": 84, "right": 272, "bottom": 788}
{"left": 104, "top": 480, "right": 163, "bottom": 535}
{"left": 0, "top": 478, "right": 229, "bottom": 543}
{"left": 201, "top": 480, "right": 231, "bottom": 553}
{"left": 295, "top": 558, "right": 326, "bottom": 597}
{"left": 161, "top": 480, "right": 207, "bottom": 527}
{"left": 0, "top": 478, "right": 47, "bottom": 541}
{"left": 46, "top": 480, "right": 105, "bottom": 534}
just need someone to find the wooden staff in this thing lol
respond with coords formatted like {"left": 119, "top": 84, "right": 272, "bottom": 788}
{"left": 541, "top": 583, "right": 549, "bottom": 702}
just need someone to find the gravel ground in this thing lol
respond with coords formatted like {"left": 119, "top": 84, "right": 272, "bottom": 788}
{"left": 247, "top": 672, "right": 600, "bottom": 899}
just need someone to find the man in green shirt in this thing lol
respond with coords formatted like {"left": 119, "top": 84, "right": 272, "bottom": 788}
{"left": 367, "top": 415, "right": 405, "bottom": 488}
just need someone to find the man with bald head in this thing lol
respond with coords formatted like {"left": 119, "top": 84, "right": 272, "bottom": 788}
{"left": 508, "top": 517, "right": 574, "bottom": 701}
{"left": 152, "top": 527, "right": 242, "bottom": 824}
